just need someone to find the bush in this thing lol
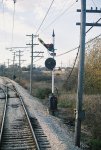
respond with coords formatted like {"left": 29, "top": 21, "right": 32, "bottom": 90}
{"left": 89, "top": 139, "right": 101, "bottom": 150}
{"left": 36, "top": 88, "right": 51, "bottom": 99}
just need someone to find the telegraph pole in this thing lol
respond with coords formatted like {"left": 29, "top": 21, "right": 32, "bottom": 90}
{"left": 52, "top": 29, "right": 55, "bottom": 93}
{"left": 16, "top": 50, "right": 25, "bottom": 82}
{"left": 12, "top": 51, "right": 16, "bottom": 80}
{"left": 26, "top": 34, "right": 39, "bottom": 94}
{"left": 75, "top": 0, "right": 86, "bottom": 147}
{"left": 7, "top": 59, "right": 10, "bottom": 68}
{"left": 6, "top": 46, "right": 28, "bottom": 80}
{"left": 6, "top": 48, "right": 16, "bottom": 80}
{"left": 75, "top": 1, "right": 101, "bottom": 147}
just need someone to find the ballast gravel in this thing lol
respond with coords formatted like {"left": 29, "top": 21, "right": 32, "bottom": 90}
{"left": 13, "top": 82, "right": 81, "bottom": 150}
{"left": 0, "top": 78, "right": 81, "bottom": 150}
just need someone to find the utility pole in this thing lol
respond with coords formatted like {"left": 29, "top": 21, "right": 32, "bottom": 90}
{"left": 6, "top": 47, "right": 16, "bottom": 80}
{"left": 52, "top": 29, "right": 55, "bottom": 94}
{"left": 7, "top": 59, "right": 10, "bottom": 68}
{"left": 12, "top": 51, "right": 16, "bottom": 80}
{"left": 6, "top": 47, "right": 28, "bottom": 80}
{"left": 75, "top": 0, "right": 86, "bottom": 147}
{"left": 3, "top": 62, "right": 5, "bottom": 76}
{"left": 75, "top": 1, "right": 101, "bottom": 147}
{"left": 16, "top": 50, "right": 25, "bottom": 82}
{"left": 26, "top": 34, "right": 39, "bottom": 95}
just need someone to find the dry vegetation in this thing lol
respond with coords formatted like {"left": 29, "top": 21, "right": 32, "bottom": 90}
{"left": 19, "top": 38, "right": 101, "bottom": 150}
{"left": 1, "top": 37, "right": 100, "bottom": 149}
{"left": 19, "top": 69, "right": 101, "bottom": 149}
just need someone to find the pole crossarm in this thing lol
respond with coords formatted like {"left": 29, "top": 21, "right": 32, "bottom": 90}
{"left": 76, "top": 22, "right": 101, "bottom": 26}
{"left": 26, "top": 44, "right": 39, "bottom": 46}
{"left": 33, "top": 51, "right": 44, "bottom": 53}
{"left": 33, "top": 51, "right": 44, "bottom": 58}
{"left": 10, "top": 47, "right": 29, "bottom": 48}
{"left": 33, "top": 56, "right": 44, "bottom": 57}
{"left": 26, "top": 34, "right": 39, "bottom": 37}
{"left": 77, "top": 9, "right": 101, "bottom": 13}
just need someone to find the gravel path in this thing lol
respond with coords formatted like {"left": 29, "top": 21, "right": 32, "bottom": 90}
{"left": 13, "top": 82, "right": 81, "bottom": 150}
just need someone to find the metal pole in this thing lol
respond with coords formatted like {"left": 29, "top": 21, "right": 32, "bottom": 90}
{"left": 30, "top": 34, "right": 33, "bottom": 94}
{"left": 75, "top": 0, "right": 86, "bottom": 147}
{"left": 52, "top": 30, "right": 55, "bottom": 94}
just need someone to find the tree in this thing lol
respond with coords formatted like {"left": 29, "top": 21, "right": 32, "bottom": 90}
{"left": 84, "top": 38, "right": 101, "bottom": 94}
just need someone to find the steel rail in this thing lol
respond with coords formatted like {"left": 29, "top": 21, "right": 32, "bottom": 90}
{"left": 0, "top": 86, "right": 8, "bottom": 144}
{"left": 0, "top": 81, "right": 40, "bottom": 149}
{"left": 12, "top": 85, "right": 40, "bottom": 150}
{"left": 0, "top": 78, "right": 50, "bottom": 149}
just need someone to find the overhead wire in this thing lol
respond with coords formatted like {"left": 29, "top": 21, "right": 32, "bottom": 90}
{"left": 32, "top": 51, "right": 45, "bottom": 64}
{"left": 36, "top": 1, "right": 101, "bottom": 72}
{"left": 63, "top": 15, "right": 101, "bottom": 81}
{"left": 86, "top": 17, "right": 101, "bottom": 34}
{"left": 33, "top": 52, "right": 43, "bottom": 60}
{"left": 11, "top": 0, "right": 16, "bottom": 47}
{"left": 37, "top": 0, "right": 100, "bottom": 63}
{"left": 36, "top": 0, "right": 55, "bottom": 34}
{"left": 65, "top": 33, "right": 101, "bottom": 81}
{"left": 92, "top": 0, "right": 97, "bottom": 7}
{"left": 31, "top": 0, "right": 55, "bottom": 55}
{"left": 34, "top": 0, "right": 101, "bottom": 70}
{"left": 34, "top": 0, "right": 77, "bottom": 64}
{"left": 65, "top": 47, "right": 79, "bottom": 81}
{"left": 41, "top": 0, "right": 77, "bottom": 32}
{"left": 33, "top": 57, "right": 44, "bottom": 63}
{"left": 36, "top": 0, "right": 77, "bottom": 63}
{"left": 2, "top": 0, "right": 4, "bottom": 15}
{"left": 1, "top": 0, "right": 5, "bottom": 35}
{"left": 56, "top": 17, "right": 101, "bottom": 57}
{"left": 91, "top": 0, "right": 101, "bottom": 17}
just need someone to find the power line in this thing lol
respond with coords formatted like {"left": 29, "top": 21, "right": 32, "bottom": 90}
{"left": 63, "top": 33, "right": 101, "bottom": 82}
{"left": 41, "top": 1, "right": 76, "bottom": 32}
{"left": 56, "top": 46, "right": 78, "bottom": 57}
{"left": 91, "top": 0, "right": 101, "bottom": 17}
{"left": 11, "top": 0, "right": 16, "bottom": 46}
{"left": 92, "top": 0, "right": 96, "bottom": 6}
{"left": 36, "top": 0, "right": 55, "bottom": 34}
{"left": 33, "top": 56, "right": 44, "bottom": 63}
{"left": 86, "top": 17, "right": 101, "bottom": 34}
{"left": 65, "top": 47, "right": 79, "bottom": 81}
{"left": 56, "top": 20, "right": 101, "bottom": 57}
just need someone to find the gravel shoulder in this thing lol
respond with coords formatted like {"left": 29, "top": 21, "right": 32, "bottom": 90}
{"left": 0, "top": 78, "right": 81, "bottom": 150}
{"left": 13, "top": 82, "right": 81, "bottom": 150}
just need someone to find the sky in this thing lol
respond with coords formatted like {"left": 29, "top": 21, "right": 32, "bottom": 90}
{"left": 0, "top": 0, "right": 101, "bottom": 68}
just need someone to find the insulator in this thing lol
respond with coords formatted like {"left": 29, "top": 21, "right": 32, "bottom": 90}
{"left": 13, "top": 0, "right": 16, "bottom": 3}
{"left": 91, "top": 7, "right": 93, "bottom": 10}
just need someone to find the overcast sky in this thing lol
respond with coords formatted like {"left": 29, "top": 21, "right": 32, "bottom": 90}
{"left": 0, "top": 0, "right": 101, "bottom": 68}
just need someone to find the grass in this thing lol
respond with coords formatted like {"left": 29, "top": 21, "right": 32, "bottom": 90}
{"left": 19, "top": 72, "right": 101, "bottom": 150}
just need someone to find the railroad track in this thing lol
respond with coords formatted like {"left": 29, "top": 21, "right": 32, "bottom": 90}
{"left": 0, "top": 81, "right": 51, "bottom": 150}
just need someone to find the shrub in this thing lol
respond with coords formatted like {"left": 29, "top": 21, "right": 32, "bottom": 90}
{"left": 58, "top": 93, "right": 76, "bottom": 109}
{"left": 89, "top": 139, "right": 101, "bottom": 150}
{"left": 36, "top": 88, "right": 51, "bottom": 99}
